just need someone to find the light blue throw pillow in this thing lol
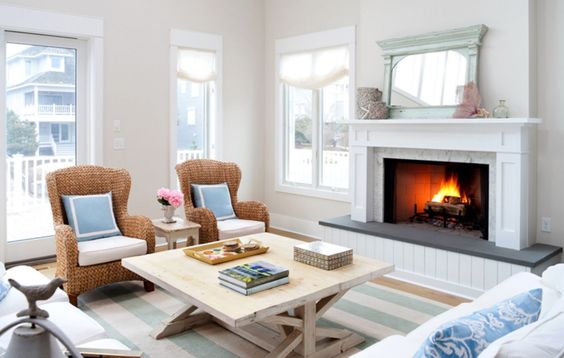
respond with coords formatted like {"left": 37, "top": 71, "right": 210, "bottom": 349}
{"left": 415, "top": 288, "right": 542, "bottom": 358}
{"left": 62, "top": 192, "right": 122, "bottom": 242}
{"left": 0, "top": 281, "right": 10, "bottom": 302}
{"left": 191, "top": 183, "right": 236, "bottom": 221}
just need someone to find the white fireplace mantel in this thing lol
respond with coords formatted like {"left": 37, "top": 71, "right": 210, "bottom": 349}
{"left": 346, "top": 117, "right": 541, "bottom": 250}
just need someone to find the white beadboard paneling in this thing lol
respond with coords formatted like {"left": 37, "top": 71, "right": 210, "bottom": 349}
{"left": 366, "top": 235, "right": 376, "bottom": 259}
{"left": 393, "top": 241, "right": 404, "bottom": 269}
{"left": 511, "top": 264, "right": 529, "bottom": 275}
{"left": 447, "top": 252, "right": 460, "bottom": 283}
{"left": 403, "top": 243, "right": 414, "bottom": 272}
{"left": 413, "top": 245, "right": 425, "bottom": 274}
{"left": 383, "top": 239, "right": 394, "bottom": 264}
{"left": 374, "top": 236, "right": 384, "bottom": 260}
{"left": 459, "top": 254, "right": 472, "bottom": 287}
{"left": 338, "top": 229, "right": 348, "bottom": 247}
{"left": 436, "top": 250, "right": 448, "bottom": 281}
{"left": 357, "top": 233, "right": 368, "bottom": 256}
{"left": 484, "top": 259, "right": 498, "bottom": 290}
{"left": 497, "top": 262, "right": 512, "bottom": 283}
{"left": 424, "top": 247, "right": 436, "bottom": 277}
{"left": 471, "top": 257, "right": 485, "bottom": 290}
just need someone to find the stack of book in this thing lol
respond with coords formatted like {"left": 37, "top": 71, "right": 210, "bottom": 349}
{"left": 218, "top": 260, "right": 289, "bottom": 295}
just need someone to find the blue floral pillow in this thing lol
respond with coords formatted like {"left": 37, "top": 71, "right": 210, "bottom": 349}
{"left": 415, "top": 288, "right": 542, "bottom": 358}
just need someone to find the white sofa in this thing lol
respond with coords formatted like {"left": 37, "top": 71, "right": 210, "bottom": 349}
{"left": 0, "top": 264, "right": 130, "bottom": 354}
{"left": 354, "top": 264, "right": 564, "bottom": 357}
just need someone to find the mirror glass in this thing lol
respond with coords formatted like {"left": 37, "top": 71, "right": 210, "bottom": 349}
{"left": 391, "top": 49, "right": 468, "bottom": 107}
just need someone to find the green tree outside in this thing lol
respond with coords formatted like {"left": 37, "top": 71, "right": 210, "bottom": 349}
{"left": 6, "top": 110, "right": 38, "bottom": 156}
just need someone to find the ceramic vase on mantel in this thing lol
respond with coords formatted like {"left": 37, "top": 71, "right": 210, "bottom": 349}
{"left": 162, "top": 205, "right": 176, "bottom": 223}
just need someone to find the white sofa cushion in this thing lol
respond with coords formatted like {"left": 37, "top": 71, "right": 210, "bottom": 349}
{"left": 0, "top": 266, "right": 68, "bottom": 317}
{"left": 78, "top": 235, "right": 147, "bottom": 266}
{"left": 0, "top": 302, "right": 106, "bottom": 350}
{"left": 217, "top": 219, "right": 265, "bottom": 240}
{"left": 77, "top": 338, "right": 131, "bottom": 351}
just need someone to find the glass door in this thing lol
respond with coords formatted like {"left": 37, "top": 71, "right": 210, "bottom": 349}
{"left": 3, "top": 32, "right": 85, "bottom": 263}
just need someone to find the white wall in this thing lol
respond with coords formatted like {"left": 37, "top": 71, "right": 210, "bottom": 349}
{"left": 264, "top": 0, "right": 541, "bottom": 239}
{"left": 536, "top": 0, "right": 564, "bottom": 249}
{"left": 2, "top": 0, "right": 265, "bottom": 219}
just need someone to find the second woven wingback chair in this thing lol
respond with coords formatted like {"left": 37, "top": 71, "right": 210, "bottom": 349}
{"left": 176, "top": 159, "right": 269, "bottom": 243}
{"left": 46, "top": 165, "right": 155, "bottom": 306}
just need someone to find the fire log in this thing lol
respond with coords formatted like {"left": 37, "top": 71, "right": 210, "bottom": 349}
{"left": 424, "top": 201, "right": 466, "bottom": 216}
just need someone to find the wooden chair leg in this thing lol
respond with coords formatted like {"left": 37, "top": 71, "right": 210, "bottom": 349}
{"left": 68, "top": 293, "right": 78, "bottom": 307}
{"left": 144, "top": 280, "right": 155, "bottom": 292}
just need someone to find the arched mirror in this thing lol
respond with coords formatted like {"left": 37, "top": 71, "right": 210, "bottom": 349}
{"left": 378, "top": 25, "right": 488, "bottom": 118}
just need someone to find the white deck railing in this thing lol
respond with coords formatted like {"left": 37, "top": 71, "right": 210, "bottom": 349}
{"left": 24, "top": 104, "right": 75, "bottom": 115}
{"left": 6, "top": 155, "right": 75, "bottom": 212}
{"left": 177, "top": 149, "right": 204, "bottom": 162}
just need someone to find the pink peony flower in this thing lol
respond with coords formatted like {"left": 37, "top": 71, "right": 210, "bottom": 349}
{"left": 156, "top": 188, "right": 184, "bottom": 208}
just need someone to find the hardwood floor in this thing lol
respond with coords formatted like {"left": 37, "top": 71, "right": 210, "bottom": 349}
{"left": 33, "top": 228, "right": 469, "bottom": 307}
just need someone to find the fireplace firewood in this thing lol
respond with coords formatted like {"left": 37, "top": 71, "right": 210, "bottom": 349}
{"left": 425, "top": 201, "right": 466, "bottom": 216}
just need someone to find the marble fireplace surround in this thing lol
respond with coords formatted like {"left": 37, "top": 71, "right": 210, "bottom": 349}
{"left": 346, "top": 118, "right": 541, "bottom": 250}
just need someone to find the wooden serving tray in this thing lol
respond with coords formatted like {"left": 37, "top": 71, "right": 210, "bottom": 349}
{"left": 183, "top": 238, "right": 269, "bottom": 265}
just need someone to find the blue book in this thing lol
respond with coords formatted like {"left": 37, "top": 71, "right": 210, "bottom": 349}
{"left": 218, "top": 260, "right": 289, "bottom": 288}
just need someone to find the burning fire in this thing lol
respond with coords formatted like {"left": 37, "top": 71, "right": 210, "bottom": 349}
{"left": 431, "top": 175, "right": 468, "bottom": 203}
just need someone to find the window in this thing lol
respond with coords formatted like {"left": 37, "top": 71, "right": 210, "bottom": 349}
{"left": 0, "top": 5, "right": 103, "bottom": 263}
{"left": 176, "top": 48, "right": 217, "bottom": 159}
{"left": 170, "top": 29, "right": 222, "bottom": 186}
{"left": 186, "top": 107, "right": 196, "bottom": 125}
{"left": 50, "top": 55, "right": 63, "bottom": 71}
{"left": 276, "top": 28, "right": 355, "bottom": 201}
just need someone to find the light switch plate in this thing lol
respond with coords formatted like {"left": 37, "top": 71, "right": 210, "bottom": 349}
{"left": 113, "top": 137, "right": 125, "bottom": 150}
{"left": 113, "top": 120, "right": 121, "bottom": 132}
{"left": 541, "top": 217, "right": 552, "bottom": 233}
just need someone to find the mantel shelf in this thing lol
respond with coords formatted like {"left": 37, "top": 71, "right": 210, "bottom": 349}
{"left": 340, "top": 118, "right": 542, "bottom": 125}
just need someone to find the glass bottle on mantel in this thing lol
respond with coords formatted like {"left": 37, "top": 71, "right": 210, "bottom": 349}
{"left": 492, "top": 100, "right": 510, "bottom": 118}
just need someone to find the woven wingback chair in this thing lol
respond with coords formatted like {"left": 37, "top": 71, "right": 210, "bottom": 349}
{"left": 46, "top": 165, "right": 155, "bottom": 306}
{"left": 176, "top": 159, "right": 269, "bottom": 243}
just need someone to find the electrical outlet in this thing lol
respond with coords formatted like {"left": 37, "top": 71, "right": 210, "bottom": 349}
{"left": 113, "top": 120, "right": 121, "bottom": 132}
{"left": 113, "top": 137, "right": 125, "bottom": 150}
{"left": 541, "top": 217, "right": 552, "bottom": 233}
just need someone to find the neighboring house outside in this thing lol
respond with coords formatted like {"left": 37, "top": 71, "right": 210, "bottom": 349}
{"left": 6, "top": 46, "right": 76, "bottom": 156}
{"left": 176, "top": 80, "right": 206, "bottom": 154}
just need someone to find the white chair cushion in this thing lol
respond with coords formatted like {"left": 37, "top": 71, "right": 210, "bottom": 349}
{"left": 217, "top": 219, "right": 265, "bottom": 240}
{"left": 0, "top": 266, "right": 68, "bottom": 317}
{"left": 78, "top": 235, "right": 147, "bottom": 266}
{"left": 0, "top": 302, "right": 106, "bottom": 350}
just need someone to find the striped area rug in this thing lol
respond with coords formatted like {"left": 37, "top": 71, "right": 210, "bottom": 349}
{"left": 78, "top": 281, "right": 452, "bottom": 357}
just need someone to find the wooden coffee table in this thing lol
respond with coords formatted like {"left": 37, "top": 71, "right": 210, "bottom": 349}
{"left": 122, "top": 233, "right": 394, "bottom": 358}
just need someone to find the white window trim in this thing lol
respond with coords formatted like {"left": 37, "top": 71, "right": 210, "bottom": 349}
{"left": 169, "top": 29, "right": 223, "bottom": 189}
{"left": 274, "top": 26, "right": 356, "bottom": 202}
{"left": 0, "top": 4, "right": 104, "bottom": 262}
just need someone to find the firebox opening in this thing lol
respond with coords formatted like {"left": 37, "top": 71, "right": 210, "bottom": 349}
{"left": 384, "top": 159, "right": 489, "bottom": 240}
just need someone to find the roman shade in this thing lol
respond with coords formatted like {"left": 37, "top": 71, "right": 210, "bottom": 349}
{"left": 279, "top": 45, "right": 349, "bottom": 89}
{"left": 177, "top": 48, "right": 217, "bottom": 83}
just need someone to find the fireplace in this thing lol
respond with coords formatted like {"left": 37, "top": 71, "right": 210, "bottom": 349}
{"left": 383, "top": 159, "right": 489, "bottom": 239}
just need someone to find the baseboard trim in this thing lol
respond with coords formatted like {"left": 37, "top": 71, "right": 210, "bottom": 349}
{"left": 388, "top": 269, "right": 481, "bottom": 300}
{"left": 6, "top": 255, "right": 56, "bottom": 268}
{"left": 269, "top": 213, "right": 323, "bottom": 240}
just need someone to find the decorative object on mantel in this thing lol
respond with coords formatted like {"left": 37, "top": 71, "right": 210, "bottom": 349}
{"left": 157, "top": 187, "right": 184, "bottom": 223}
{"left": 452, "top": 82, "right": 490, "bottom": 118}
{"left": 492, "top": 100, "right": 510, "bottom": 118}
{"left": 377, "top": 24, "right": 488, "bottom": 119}
{"left": 0, "top": 278, "right": 82, "bottom": 358}
{"left": 356, "top": 87, "right": 389, "bottom": 119}
{"left": 294, "top": 241, "right": 353, "bottom": 270}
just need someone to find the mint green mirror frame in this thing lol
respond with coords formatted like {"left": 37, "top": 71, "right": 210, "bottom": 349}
{"left": 377, "top": 24, "right": 488, "bottom": 119}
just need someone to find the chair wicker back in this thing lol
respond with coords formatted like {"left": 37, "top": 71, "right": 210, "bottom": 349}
{"left": 176, "top": 159, "right": 241, "bottom": 210}
{"left": 176, "top": 159, "right": 269, "bottom": 243}
{"left": 45, "top": 165, "right": 155, "bottom": 306}
{"left": 47, "top": 165, "right": 131, "bottom": 227}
